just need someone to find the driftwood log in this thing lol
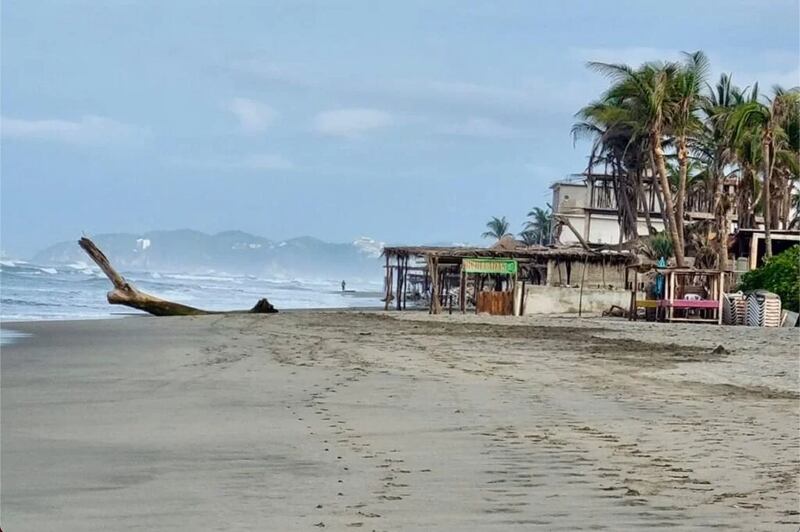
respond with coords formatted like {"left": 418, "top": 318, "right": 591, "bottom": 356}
{"left": 78, "top": 237, "right": 277, "bottom": 316}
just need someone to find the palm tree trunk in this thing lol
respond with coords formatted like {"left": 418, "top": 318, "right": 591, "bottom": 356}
{"left": 777, "top": 175, "right": 786, "bottom": 229}
{"left": 617, "top": 165, "right": 638, "bottom": 241}
{"left": 639, "top": 187, "right": 655, "bottom": 233}
{"left": 711, "top": 165, "right": 729, "bottom": 272}
{"left": 781, "top": 175, "right": 792, "bottom": 229}
{"left": 636, "top": 169, "right": 656, "bottom": 234}
{"left": 768, "top": 152, "right": 786, "bottom": 230}
{"left": 762, "top": 138, "right": 773, "bottom": 259}
{"left": 738, "top": 166, "right": 754, "bottom": 229}
{"left": 768, "top": 146, "right": 780, "bottom": 229}
{"left": 676, "top": 136, "right": 689, "bottom": 245}
{"left": 652, "top": 132, "right": 686, "bottom": 266}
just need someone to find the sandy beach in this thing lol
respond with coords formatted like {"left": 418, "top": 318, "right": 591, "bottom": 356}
{"left": 1, "top": 311, "right": 798, "bottom": 531}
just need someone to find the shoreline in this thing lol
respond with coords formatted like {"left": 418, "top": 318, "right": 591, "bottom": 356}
{"left": 2, "top": 311, "right": 797, "bottom": 530}
{"left": 0, "top": 304, "right": 391, "bottom": 326}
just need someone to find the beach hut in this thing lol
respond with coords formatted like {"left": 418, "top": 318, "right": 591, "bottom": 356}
{"left": 627, "top": 265, "right": 728, "bottom": 324}
{"left": 382, "top": 244, "right": 635, "bottom": 315}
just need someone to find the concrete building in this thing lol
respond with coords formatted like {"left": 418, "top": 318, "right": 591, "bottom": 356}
{"left": 551, "top": 175, "right": 664, "bottom": 245}
{"left": 551, "top": 173, "right": 739, "bottom": 246}
{"left": 731, "top": 228, "right": 800, "bottom": 270}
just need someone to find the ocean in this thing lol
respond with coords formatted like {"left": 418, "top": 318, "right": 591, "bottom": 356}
{"left": 0, "top": 259, "right": 384, "bottom": 322}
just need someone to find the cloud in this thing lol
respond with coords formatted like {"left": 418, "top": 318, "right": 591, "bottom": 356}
{"left": 313, "top": 108, "right": 393, "bottom": 138}
{"left": 438, "top": 117, "right": 521, "bottom": 138}
{"left": 1, "top": 115, "right": 143, "bottom": 144}
{"left": 227, "top": 97, "right": 276, "bottom": 133}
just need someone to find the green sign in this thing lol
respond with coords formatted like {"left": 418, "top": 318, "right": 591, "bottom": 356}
{"left": 463, "top": 258, "right": 517, "bottom": 275}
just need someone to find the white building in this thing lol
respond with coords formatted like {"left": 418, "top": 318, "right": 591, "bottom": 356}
{"left": 551, "top": 175, "right": 665, "bottom": 245}
{"left": 550, "top": 172, "right": 745, "bottom": 246}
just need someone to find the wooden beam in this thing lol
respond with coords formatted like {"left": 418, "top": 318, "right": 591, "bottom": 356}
{"left": 553, "top": 214, "right": 593, "bottom": 252}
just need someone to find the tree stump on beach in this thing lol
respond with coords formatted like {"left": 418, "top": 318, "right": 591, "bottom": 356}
{"left": 78, "top": 237, "right": 277, "bottom": 316}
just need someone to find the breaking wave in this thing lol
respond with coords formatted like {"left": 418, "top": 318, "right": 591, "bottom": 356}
{"left": 1, "top": 259, "right": 383, "bottom": 321}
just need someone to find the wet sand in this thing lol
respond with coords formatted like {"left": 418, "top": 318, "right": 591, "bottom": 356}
{"left": 1, "top": 311, "right": 798, "bottom": 531}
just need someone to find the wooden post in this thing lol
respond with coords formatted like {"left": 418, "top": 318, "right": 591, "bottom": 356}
{"left": 601, "top": 256, "right": 606, "bottom": 288}
{"left": 435, "top": 258, "right": 443, "bottom": 314}
{"left": 459, "top": 265, "right": 466, "bottom": 313}
{"left": 439, "top": 260, "right": 445, "bottom": 314}
{"left": 474, "top": 274, "right": 480, "bottom": 314}
{"left": 438, "top": 266, "right": 445, "bottom": 313}
{"left": 384, "top": 255, "right": 391, "bottom": 310}
{"left": 402, "top": 257, "right": 406, "bottom": 309}
{"left": 395, "top": 256, "right": 402, "bottom": 311}
{"left": 628, "top": 268, "right": 637, "bottom": 321}
{"left": 578, "top": 254, "right": 588, "bottom": 317}
{"left": 426, "top": 256, "right": 433, "bottom": 314}
{"left": 717, "top": 271, "right": 724, "bottom": 325}
{"left": 586, "top": 212, "right": 592, "bottom": 245}
{"left": 401, "top": 257, "right": 407, "bottom": 309}
{"left": 668, "top": 271, "right": 676, "bottom": 322}
{"left": 428, "top": 256, "right": 440, "bottom": 314}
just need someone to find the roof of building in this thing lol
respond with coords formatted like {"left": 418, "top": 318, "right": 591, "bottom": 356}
{"left": 549, "top": 179, "right": 586, "bottom": 189}
{"left": 734, "top": 228, "right": 800, "bottom": 236}
{"left": 382, "top": 243, "right": 634, "bottom": 263}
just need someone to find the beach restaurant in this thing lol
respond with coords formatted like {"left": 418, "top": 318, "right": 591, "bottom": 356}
{"left": 382, "top": 243, "right": 636, "bottom": 315}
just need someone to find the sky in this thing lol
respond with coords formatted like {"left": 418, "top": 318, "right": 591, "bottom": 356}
{"left": 2, "top": 0, "right": 799, "bottom": 258}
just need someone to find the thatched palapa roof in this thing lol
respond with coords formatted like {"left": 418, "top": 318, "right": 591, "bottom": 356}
{"left": 382, "top": 242, "right": 634, "bottom": 263}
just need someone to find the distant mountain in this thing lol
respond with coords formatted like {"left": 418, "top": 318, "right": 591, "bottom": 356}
{"left": 33, "top": 230, "right": 386, "bottom": 280}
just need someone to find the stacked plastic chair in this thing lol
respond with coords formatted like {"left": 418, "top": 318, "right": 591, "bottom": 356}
{"left": 745, "top": 290, "right": 782, "bottom": 327}
{"left": 723, "top": 292, "right": 747, "bottom": 325}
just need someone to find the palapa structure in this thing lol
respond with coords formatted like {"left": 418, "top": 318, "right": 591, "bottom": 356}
{"left": 382, "top": 240, "right": 636, "bottom": 314}
{"left": 626, "top": 265, "right": 729, "bottom": 324}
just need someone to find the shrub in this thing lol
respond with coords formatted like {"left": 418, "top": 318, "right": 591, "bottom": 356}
{"left": 739, "top": 245, "right": 800, "bottom": 312}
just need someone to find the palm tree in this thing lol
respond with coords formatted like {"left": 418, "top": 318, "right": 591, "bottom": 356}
{"left": 774, "top": 92, "right": 800, "bottom": 228}
{"left": 482, "top": 216, "right": 510, "bottom": 241}
{"left": 733, "top": 126, "right": 763, "bottom": 230}
{"left": 579, "top": 52, "right": 798, "bottom": 268}
{"left": 640, "top": 230, "right": 674, "bottom": 261}
{"left": 521, "top": 206, "right": 552, "bottom": 245}
{"left": 670, "top": 51, "right": 710, "bottom": 246}
{"left": 586, "top": 60, "right": 686, "bottom": 265}
{"left": 573, "top": 97, "right": 655, "bottom": 241}
{"left": 730, "top": 86, "right": 800, "bottom": 258}
{"left": 518, "top": 231, "right": 540, "bottom": 246}
{"left": 693, "top": 73, "right": 749, "bottom": 271}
